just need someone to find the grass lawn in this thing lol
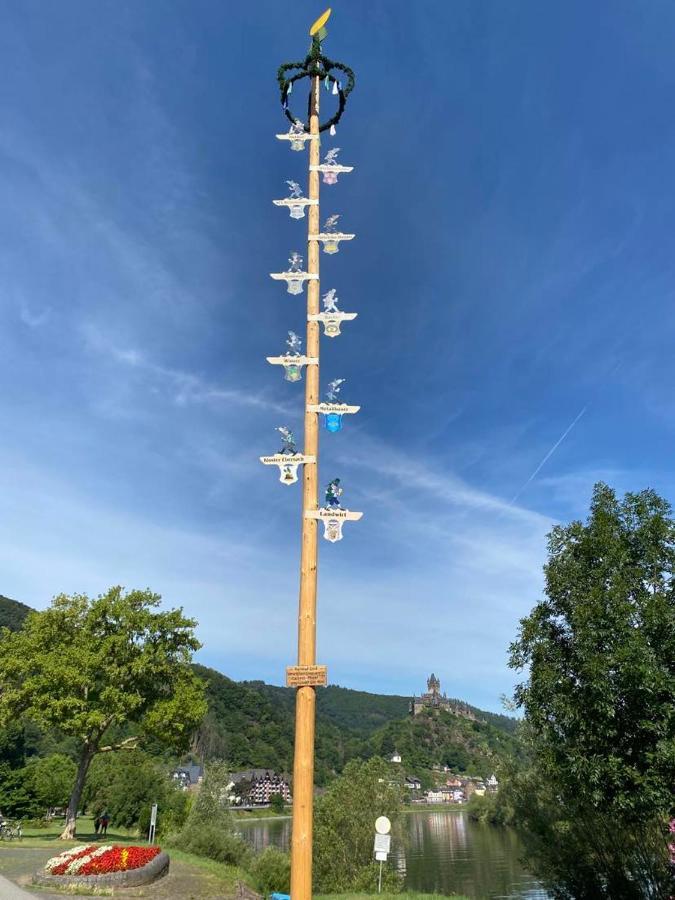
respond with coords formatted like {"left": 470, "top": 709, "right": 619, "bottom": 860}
{"left": 0, "top": 816, "right": 254, "bottom": 898}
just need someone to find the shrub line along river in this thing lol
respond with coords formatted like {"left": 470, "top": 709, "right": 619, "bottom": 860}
{"left": 236, "top": 808, "right": 550, "bottom": 899}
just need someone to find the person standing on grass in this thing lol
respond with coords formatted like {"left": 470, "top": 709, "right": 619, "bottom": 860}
{"left": 94, "top": 815, "right": 100, "bottom": 835}
{"left": 100, "top": 811, "right": 109, "bottom": 836}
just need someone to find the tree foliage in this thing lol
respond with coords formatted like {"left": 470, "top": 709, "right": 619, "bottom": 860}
{"left": 313, "top": 757, "right": 404, "bottom": 893}
{"left": 366, "top": 709, "right": 520, "bottom": 781}
{"left": 183, "top": 759, "right": 232, "bottom": 831}
{"left": 83, "top": 749, "right": 189, "bottom": 834}
{"left": 0, "top": 587, "right": 207, "bottom": 837}
{"left": 509, "top": 484, "right": 675, "bottom": 898}
{"left": 25, "top": 754, "right": 77, "bottom": 810}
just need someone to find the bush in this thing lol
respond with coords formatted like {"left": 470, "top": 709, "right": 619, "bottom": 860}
{"left": 83, "top": 750, "right": 188, "bottom": 835}
{"left": 183, "top": 760, "right": 232, "bottom": 831}
{"left": 172, "top": 824, "right": 250, "bottom": 867}
{"left": 250, "top": 846, "right": 291, "bottom": 894}
{"left": 313, "top": 757, "right": 404, "bottom": 893}
{"left": 269, "top": 792, "right": 286, "bottom": 813}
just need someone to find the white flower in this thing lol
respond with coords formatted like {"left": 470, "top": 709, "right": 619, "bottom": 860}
{"left": 66, "top": 844, "right": 111, "bottom": 874}
{"left": 44, "top": 845, "right": 93, "bottom": 872}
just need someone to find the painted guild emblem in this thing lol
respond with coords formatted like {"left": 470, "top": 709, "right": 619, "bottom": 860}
{"left": 307, "top": 380, "right": 360, "bottom": 431}
{"left": 259, "top": 427, "right": 315, "bottom": 485}
{"left": 266, "top": 332, "right": 318, "bottom": 382}
{"left": 305, "top": 480, "right": 364, "bottom": 541}
{"left": 270, "top": 251, "right": 318, "bottom": 295}
{"left": 308, "top": 289, "right": 357, "bottom": 338}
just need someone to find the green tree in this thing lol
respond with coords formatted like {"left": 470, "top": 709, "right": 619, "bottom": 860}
{"left": 0, "top": 763, "right": 39, "bottom": 818}
{"left": 182, "top": 759, "right": 232, "bottom": 831}
{"left": 313, "top": 756, "right": 403, "bottom": 893}
{"left": 0, "top": 587, "right": 207, "bottom": 839}
{"left": 509, "top": 484, "right": 675, "bottom": 898}
{"left": 83, "top": 749, "right": 189, "bottom": 834}
{"left": 269, "top": 791, "right": 286, "bottom": 813}
{"left": 25, "top": 753, "right": 77, "bottom": 811}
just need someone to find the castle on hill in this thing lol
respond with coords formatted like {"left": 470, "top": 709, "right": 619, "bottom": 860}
{"left": 410, "top": 673, "right": 477, "bottom": 720}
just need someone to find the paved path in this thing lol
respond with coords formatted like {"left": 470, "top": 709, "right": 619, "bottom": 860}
{"left": 0, "top": 873, "right": 38, "bottom": 898}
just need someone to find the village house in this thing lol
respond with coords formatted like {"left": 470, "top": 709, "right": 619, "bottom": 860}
{"left": 228, "top": 769, "right": 292, "bottom": 806}
{"left": 390, "top": 749, "right": 402, "bottom": 763}
{"left": 426, "top": 789, "right": 445, "bottom": 804}
{"left": 172, "top": 764, "right": 203, "bottom": 791}
{"left": 404, "top": 776, "right": 422, "bottom": 791}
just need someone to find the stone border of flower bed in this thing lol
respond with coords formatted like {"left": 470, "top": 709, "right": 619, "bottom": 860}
{"left": 33, "top": 850, "right": 169, "bottom": 889}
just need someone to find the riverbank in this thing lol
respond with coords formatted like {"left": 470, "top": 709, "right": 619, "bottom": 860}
{"left": 403, "top": 804, "right": 464, "bottom": 813}
{"left": 232, "top": 808, "right": 291, "bottom": 821}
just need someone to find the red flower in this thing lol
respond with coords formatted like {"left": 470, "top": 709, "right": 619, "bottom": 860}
{"left": 77, "top": 845, "right": 161, "bottom": 876}
{"left": 50, "top": 845, "right": 98, "bottom": 876}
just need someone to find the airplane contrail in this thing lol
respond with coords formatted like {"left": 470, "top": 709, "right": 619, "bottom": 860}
{"left": 510, "top": 405, "right": 588, "bottom": 505}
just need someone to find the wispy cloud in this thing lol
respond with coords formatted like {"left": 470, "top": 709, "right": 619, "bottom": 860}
{"left": 19, "top": 302, "right": 51, "bottom": 328}
{"left": 81, "top": 324, "right": 293, "bottom": 415}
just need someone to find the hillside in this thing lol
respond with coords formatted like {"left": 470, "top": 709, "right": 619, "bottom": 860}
{"left": 366, "top": 709, "right": 521, "bottom": 780}
{"left": 200, "top": 669, "right": 520, "bottom": 781}
{"left": 1, "top": 594, "right": 519, "bottom": 782}
{"left": 193, "top": 666, "right": 360, "bottom": 784}
{"left": 247, "top": 681, "right": 517, "bottom": 738}
{"left": 0, "top": 595, "right": 32, "bottom": 632}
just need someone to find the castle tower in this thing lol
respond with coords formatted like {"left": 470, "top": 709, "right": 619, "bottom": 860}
{"left": 427, "top": 673, "right": 441, "bottom": 696}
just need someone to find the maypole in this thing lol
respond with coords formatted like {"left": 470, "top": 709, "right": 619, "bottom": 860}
{"left": 261, "top": 9, "right": 359, "bottom": 897}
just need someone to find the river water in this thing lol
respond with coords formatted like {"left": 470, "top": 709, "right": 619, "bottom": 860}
{"left": 236, "top": 809, "right": 549, "bottom": 898}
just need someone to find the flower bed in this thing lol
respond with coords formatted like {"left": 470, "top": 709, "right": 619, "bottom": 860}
{"left": 35, "top": 843, "right": 168, "bottom": 889}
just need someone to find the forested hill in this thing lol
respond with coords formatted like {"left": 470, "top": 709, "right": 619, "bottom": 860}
{"left": 194, "top": 665, "right": 519, "bottom": 782}
{"left": 1, "top": 595, "right": 519, "bottom": 781}
{"left": 245, "top": 680, "right": 517, "bottom": 737}
{"left": 0, "top": 595, "right": 32, "bottom": 632}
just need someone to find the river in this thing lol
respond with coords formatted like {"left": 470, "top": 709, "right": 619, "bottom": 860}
{"left": 236, "top": 808, "right": 549, "bottom": 898}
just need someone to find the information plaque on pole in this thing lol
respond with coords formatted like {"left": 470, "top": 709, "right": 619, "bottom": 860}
{"left": 148, "top": 803, "right": 158, "bottom": 844}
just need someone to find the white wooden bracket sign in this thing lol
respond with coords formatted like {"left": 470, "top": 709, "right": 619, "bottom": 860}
{"left": 308, "top": 311, "right": 358, "bottom": 338}
{"left": 309, "top": 232, "right": 356, "bottom": 255}
{"left": 267, "top": 354, "right": 318, "bottom": 382}
{"left": 305, "top": 507, "right": 364, "bottom": 542}
{"left": 307, "top": 402, "right": 360, "bottom": 415}
{"left": 260, "top": 453, "right": 315, "bottom": 485}
{"left": 310, "top": 163, "right": 354, "bottom": 185}
{"left": 273, "top": 196, "right": 318, "bottom": 219}
{"left": 270, "top": 271, "right": 319, "bottom": 295}
{"left": 275, "top": 130, "right": 318, "bottom": 150}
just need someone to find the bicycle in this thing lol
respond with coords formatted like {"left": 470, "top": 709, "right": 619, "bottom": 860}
{"left": 0, "top": 820, "right": 22, "bottom": 841}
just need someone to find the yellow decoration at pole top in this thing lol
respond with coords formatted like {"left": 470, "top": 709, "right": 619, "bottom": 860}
{"left": 309, "top": 8, "right": 331, "bottom": 36}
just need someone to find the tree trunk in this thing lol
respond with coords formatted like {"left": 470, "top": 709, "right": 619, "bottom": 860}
{"left": 59, "top": 745, "right": 94, "bottom": 840}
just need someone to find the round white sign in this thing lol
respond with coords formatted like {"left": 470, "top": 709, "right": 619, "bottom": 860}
{"left": 375, "top": 815, "right": 391, "bottom": 835}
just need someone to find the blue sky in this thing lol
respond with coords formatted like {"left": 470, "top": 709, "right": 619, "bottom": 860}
{"left": 2, "top": 1, "right": 675, "bottom": 713}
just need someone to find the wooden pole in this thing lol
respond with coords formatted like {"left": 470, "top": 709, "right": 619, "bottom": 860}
{"left": 290, "top": 72, "right": 321, "bottom": 900}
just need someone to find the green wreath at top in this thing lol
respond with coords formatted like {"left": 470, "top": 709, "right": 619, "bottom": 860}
{"left": 277, "top": 36, "right": 355, "bottom": 134}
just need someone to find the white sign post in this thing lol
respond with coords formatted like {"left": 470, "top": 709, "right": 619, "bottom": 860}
{"left": 373, "top": 816, "right": 391, "bottom": 893}
{"left": 149, "top": 803, "right": 158, "bottom": 844}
